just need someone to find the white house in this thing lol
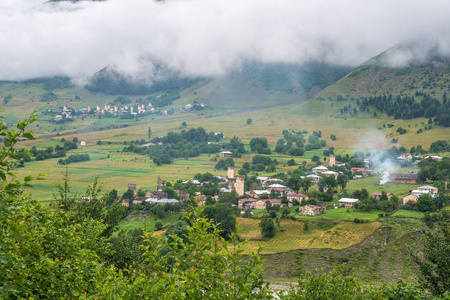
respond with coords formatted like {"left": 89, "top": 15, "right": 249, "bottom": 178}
{"left": 417, "top": 185, "right": 438, "bottom": 194}
{"left": 338, "top": 198, "right": 360, "bottom": 208}
{"left": 312, "top": 165, "right": 328, "bottom": 174}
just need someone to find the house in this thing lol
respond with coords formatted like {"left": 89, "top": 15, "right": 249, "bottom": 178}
{"left": 307, "top": 174, "right": 322, "bottom": 184}
{"left": 80, "top": 141, "right": 86, "bottom": 146}
{"left": 147, "top": 198, "right": 179, "bottom": 205}
{"left": 219, "top": 151, "right": 233, "bottom": 158}
{"left": 238, "top": 198, "right": 258, "bottom": 209}
{"left": 298, "top": 204, "right": 326, "bottom": 216}
{"left": 372, "top": 192, "right": 393, "bottom": 200}
{"left": 351, "top": 168, "right": 373, "bottom": 176}
{"left": 402, "top": 189, "right": 434, "bottom": 205}
{"left": 287, "top": 192, "right": 309, "bottom": 202}
{"left": 268, "top": 183, "right": 286, "bottom": 189}
{"left": 194, "top": 195, "right": 207, "bottom": 206}
{"left": 417, "top": 185, "right": 438, "bottom": 194}
{"left": 322, "top": 170, "right": 339, "bottom": 179}
{"left": 424, "top": 155, "right": 442, "bottom": 161}
{"left": 402, "top": 194, "right": 419, "bottom": 205}
{"left": 220, "top": 187, "right": 232, "bottom": 193}
{"left": 254, "top": 199, "right": 281, "bottom": 210}
{"left": 247, "top": 190, "right": 270, "bottom": 198}
{"left": 389, "top": 173, "right": 421, "bottom": 184}
{"left": 397, "top": 153, "right": 412, "bottom": 161}
{"left": 312, "top": 165, "right": 328, "bottom": 174}
{"left": 141, "top": 142, "right": 156, "bottom": 147}
{"left": 338, "top": 198, "right": 360, "bottom": 208}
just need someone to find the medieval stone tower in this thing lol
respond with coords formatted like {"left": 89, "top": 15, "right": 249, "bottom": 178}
{"left": 128, "top": 183, "right": 137, "bottom": 196}
{"left": 157, "top": 178, "right": 166, "bottom": 192}
{"left": 235, "top": 176, "right": 245, "bottom": 196}
{"left": 329, "top": 154, "right": 336, "bottom": 167}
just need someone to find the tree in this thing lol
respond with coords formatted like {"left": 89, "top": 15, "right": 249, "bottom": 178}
{"left": 311, "top": 155, "right": 321, "bottom": 163}
{"left": 155, "top": 221, "right": 163, "bottom": 231}
{"left": 181, "top": 121, "right": 187, "bottom": 127}
{"left": 246, "top": 118, "right": 252, "bottom": 125}
{"left": 104, "top": 208, "right": 271, "bottom": 299}
{"left": 0, "top": 112, "right": 110, "bottom": 299}
{"left": 337, "top": 174, "right": 349, "bottom": 190}
{"left": 415, "top": 215, "right": 450, "bottom": 297}
{"left": 137, "top": 188, "right": 146, "bottom": 197}
{"left": 301, "top": 177, "right": 313, "bottom": 192}
{"left": 148, "top": 127, "right": 151, "bottom": 139}
{"left": 287, "top": 158, "right": 296, "bottom": 166}
{"left": 417, "top": 194, "right": 436, "bottom": 212}
{"left": 123, "top": 189, "right": 135, "bottom": 206}
{"left": 281, "top": 264, "right": 377, "bottom": 299}
{"left": 330, "top": 134, "right": 337, "bottom": 141}
{"left": 259, "top": 215, "right": 276, "bottom": 238}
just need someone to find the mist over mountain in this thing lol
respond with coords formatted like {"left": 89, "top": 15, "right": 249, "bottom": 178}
{"left": 2, "top": 0, "right": 450, "bottom": 83}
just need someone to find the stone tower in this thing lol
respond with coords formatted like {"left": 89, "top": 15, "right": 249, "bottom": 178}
{"left": 235, "top": 176, "right": 245, "bottom": 196}
{"left": 157, "top": 178, "right": 166, "bottom": 192}
{"left": 329, "top": 154, "right": 336, "bottom": 167}
{"left": 128, "top": 183, "right": 137, "bottom": 196}
{"left": 227, "top": 167, "right": 234, "bottom": 179}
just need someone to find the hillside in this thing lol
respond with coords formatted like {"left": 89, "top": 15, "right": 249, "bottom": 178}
{"left": 317, "top": 46, "right": 450, "bottom": 99}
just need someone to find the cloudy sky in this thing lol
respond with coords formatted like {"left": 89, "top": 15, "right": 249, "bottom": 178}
{"left": 1, "top": 0, "right": 450, "bottom": 82}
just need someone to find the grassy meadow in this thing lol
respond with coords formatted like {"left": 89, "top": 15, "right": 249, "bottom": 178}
{"left": 237, "top": 217, "right": 382, "bottom": 254}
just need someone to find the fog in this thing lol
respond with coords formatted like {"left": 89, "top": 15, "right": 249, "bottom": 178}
{"left": 1, "top": 0, "right": 450, "bottom": 82}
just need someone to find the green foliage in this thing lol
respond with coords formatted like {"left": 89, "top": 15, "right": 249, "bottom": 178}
{"left": 281, "top": 264, "right": 376, "bottom": 300}
{"left": 417, "top": 194, "right": 436, "bottom": 212}
{"left": 259, "top": 215, "right": 276, "bottom": 238}
{"left": 106, "top": 208, "right": 271, "bottom": 299}
{"left": 247, "top": 118, "right": 253, "bottom": 125}
{"left": 416, "top": 215, "right": 450, "bottom": 297}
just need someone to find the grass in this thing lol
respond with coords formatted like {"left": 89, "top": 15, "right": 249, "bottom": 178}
{"left": 237, "top": 217, "right": 381, "bottom": 254}
{"left": 116, "top": 212, "right": 183, "bottom": 233}
{"left": 294, "top": 207, "right": 381, "bottom": 221}
{"left": 391, "top": 210, "right": 426, "bottom": 218}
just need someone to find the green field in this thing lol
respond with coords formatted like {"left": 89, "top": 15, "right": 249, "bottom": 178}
{"left": 237, "top": 217, "right": 382, "bottom": 254}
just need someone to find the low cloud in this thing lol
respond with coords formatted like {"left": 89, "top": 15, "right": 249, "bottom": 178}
{"left": 1, "top": 0, "right": 450, "bottom": 82}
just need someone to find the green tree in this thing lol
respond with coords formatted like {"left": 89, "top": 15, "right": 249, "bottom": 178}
{"left": 246, "top": 118, "right": 252, "bottom": 125}
{"left": 148, "top": 127, "right": 151, "bottom": 139}
{"left": 281, "top": 264, "right": 375, "bottom": 299}
{"left": 415, "top": 215, "right": 450, "bottom": 297}
{"left": 259, "top": 215, "right": 276, "bottom": 238}
{"left": 106, "top": 208, "right": 271, "bottom": 299}
{"left": 337, "top": 174, "right": 349, "bottom": 190}
{"left": 417, "top": 194, "right": 436, "bottom": 212}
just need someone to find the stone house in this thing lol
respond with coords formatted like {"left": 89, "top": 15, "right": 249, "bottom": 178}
{"left": 298, "top": 205, "right": 326, "bottom": 216}
{"left": 254, "top": 199, "right": 281, "bottom": 210}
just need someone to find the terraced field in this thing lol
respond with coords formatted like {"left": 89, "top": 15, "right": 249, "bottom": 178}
{"left": 237, "top": 217, "right": 382, "bottom": 254}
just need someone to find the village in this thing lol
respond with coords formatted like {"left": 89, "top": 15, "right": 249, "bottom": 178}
{"left": 116, "top": 153, "right": 443, "bottom": 217}
{"left": 50, "top": 101, "right": 205, "bottom": 122}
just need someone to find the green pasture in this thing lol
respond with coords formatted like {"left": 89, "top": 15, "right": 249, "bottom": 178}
{"left": 391, "top": 210, "right": 426, "bottom": 218}
{"left": 117, "top": 213, "right": 182, "bottom": 233}
{"left": 294, "top": 207, "right": 381, "bottom": 222}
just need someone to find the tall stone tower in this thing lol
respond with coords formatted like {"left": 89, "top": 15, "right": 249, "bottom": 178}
{"left": 227, "top": 167, "right": 234, "bottom": 179}
{"left": 128, "top": 183, "right": 137, "bottom": 196}
{"left": 227, "top": 167, "right": 235, "bottom": 191}
{"left": 235, "top": 176, "right": 245, "bottom": 196}
{"left": 329, "top": 154, "right": 336, "bottom": 167}
{"left": 157, "top": 178, "right": 166, "bottom": 192}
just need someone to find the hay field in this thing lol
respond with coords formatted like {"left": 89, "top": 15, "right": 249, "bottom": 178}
{"left": 237, "top": 217, "right": 382, "bottom": 254}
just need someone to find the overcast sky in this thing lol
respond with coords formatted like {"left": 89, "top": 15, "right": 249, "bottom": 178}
{"left": 1, "top": 0, "right": 450, "bottom": 82}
